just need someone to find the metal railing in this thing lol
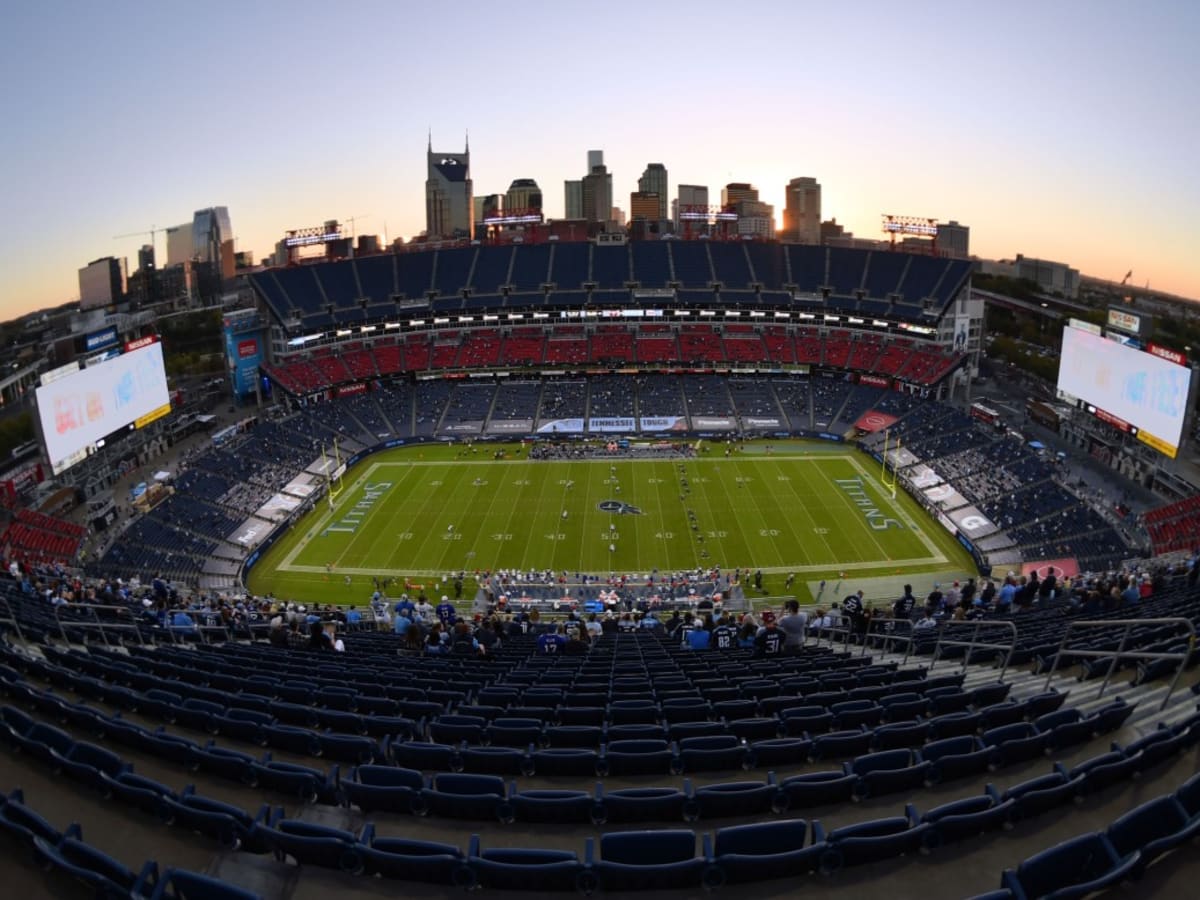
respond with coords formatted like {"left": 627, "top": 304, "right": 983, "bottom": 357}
{"left": 929, "top": 619, "right": 1019, "bottom": 682}
{"left": 0, "top": 594, "right": 25, "bottom": 643}
{"left": 1041, "top": 617, "right": 1196, "bottom": 711}
{"left": 803, "top": 615, "right": 916, "bottom": 664}
{"left": 53, "top": 604, "right": 146, "bottom": 647}
{"left": 855, "top": 616, "right": 917, "bottom": 664}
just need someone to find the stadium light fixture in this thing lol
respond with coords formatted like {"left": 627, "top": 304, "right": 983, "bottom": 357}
{"left": 384, "top": 322, "right": 401, "bottom": 329}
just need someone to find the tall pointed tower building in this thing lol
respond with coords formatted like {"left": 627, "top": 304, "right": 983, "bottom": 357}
{"left": 425, "top": 133, "right": 473, "bottom": 239}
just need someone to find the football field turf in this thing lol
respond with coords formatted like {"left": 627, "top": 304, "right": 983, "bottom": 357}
{"left": 246, "top": 441, "right": 975, "bottom": 606}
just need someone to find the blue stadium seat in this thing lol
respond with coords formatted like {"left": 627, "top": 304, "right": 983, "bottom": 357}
{"left": 775, "top": 770, "right": 858, "bottom": 811}
{"left": 813, "top": 808, "right": 934, "bottom": 874}
{"left": 921, "top": 735, "right": 993, "bottom": 784}
{"left": 1106, "top": 793, "right": 1200, "bottom": 877}
{"left": 999, "top": 832, "right": 1139, "bottom": 899}
{"left": 1002, "top": 766, "right": 1084, "bottom": 820}
{"left": 676, "top": 734, "right": 748, "bottom": 773}
{"left": 147, "top": 867, "right": 262, "bottom": 899}
{"left": 748, "top": 736, "right": 812, "bottom": 768}
{"left": 688, "top": 777, "right": 777, "bottom": 821}
{"left": 161, "top": 785, "right": 271, "bottom": 852}
{"left": 847, "top": 748, "right": 931, "bottom": 800}
{"left": 419, "top": 773, "right": 510, "bottom": 822}
{"left": 709, "top": 818, "right": 824, "bottom": 885}
{"left": 261, "top": 810, "right": 365, "bottom": 873}
{"left": 913, "top": 786, "right": 1015, "bottom": 844}
{"left": 509, "top": 786, "right": 596, "bottom": 824}
{"left": 591, "top": 829, "right": 710, "bottom": 892}
{"left": 468, "top": 833, "right": 587, "bottom": 892}
{"left": 595, "top": 783, "right": 690, "bottom": 824}
{"left": 342, "top": 764, "right": 424, "bottom": 814}
{"left": 359, "top": 824, "right": 467, "bottom": 885}
{"left": 600, "top": 739, "right": 675, "bottom": 776}
{"left": 871, "top": 719, "right": 931, "bottom": 751}
{"left": 33, "top": 823, "right": 156, "bottom": 898}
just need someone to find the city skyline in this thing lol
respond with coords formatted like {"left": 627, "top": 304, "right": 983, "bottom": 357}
{"left": 1, "top": 1, "right": 1198, "bottom": 318}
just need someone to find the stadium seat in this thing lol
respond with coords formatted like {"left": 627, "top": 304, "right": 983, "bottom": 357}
{"left": 999, "top": 832, "right": 1140, "bottom": 899}
{"left": 261, "top": 810, "right": 365, "bottom": 873}
{"left": 921, "top": 736, "right": 993, "bottom": 784}
{"left": 709, "top": 818, "right": 825, "bottom": 884}
{"left": 847, "top": 749, "right": 931, "bottom": 800}
{"left": 468, "top": 833, "right": 587, "bottom": 892}
{"left": 359, "top": 824, "right": 467, "bottom": 885}
{"left": 813, "top": 808, "right": 935, "bottom": 873}
{"left": 913, "top": 786, "right": 1015, "bottom": 844}
{"left": 341, "top": 764, "right": 425, "bottom": 815}
{"left": 591, "top": 829, "right": 710, "bottom": 892}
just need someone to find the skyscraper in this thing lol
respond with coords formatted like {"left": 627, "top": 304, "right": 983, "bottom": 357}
{"left": 783, "top": 177, "right": 821, "bottom": 244}
{"left": 721, "top": 183, "right": 758, "bottom": 206}
{"left": 505, "top": 178, "right": 543, "bottom": 215}
{"left": 425, "top": 134, "right": 473, "bottom": 239}
{"left": 78, "top": 257, "right": 126, "bottom": 310}
{"left": 937, "top": 220, "right": 970, "bottom": 258}
{"left": 165, "top": 224, "right": 192, "bottom": 266}
{"left": 192, "top": 207, "right": 235, "bottom": 279}
{"left": 582, "top": 161, "right": 613, "bottom": 224}
{"left": 564, "top": 180, "right": 583, "bottom": 219}
{"left": 638, "top": 164, "right": 669, "bottom": 222}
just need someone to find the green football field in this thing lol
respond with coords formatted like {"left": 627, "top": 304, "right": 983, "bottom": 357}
{"left": 245, "top": 441, "right": 976, "bottom": 606}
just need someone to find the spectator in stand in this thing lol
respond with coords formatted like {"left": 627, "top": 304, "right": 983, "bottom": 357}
{"left": 754, "top": 611, "right": 785, "bottom": 657}
{"left": 736, "top": 617, "right": 758, "bottom": 649}
{"left": 960, "top": 578, "right": 977, "bottom": 609}
{"left": 1121, "top": 576, "right": 1141, "bottom": 606}
{"left": 685, "top": 618, "right": 711, "bottom": 650}
{"left": 424, "top": 623, "right": 448, "bottom": 655}
{"left": 435, "top": 595, "right": 456, "bottom": 627}
{"left": 842, "top": 591, "right": 865, "bottom": 634}
{"left": 893, "top": 585, "right": 917, "bottom": 621}
{"left": 393, "top": 608, "right": 414, "bottom": 637}
{"left": 450, "top": 621, "right": 482, "bottom": 655}
{"left": 1038, "top": 569, "right": 1057, "bottom": 603}
{"left": 924, "top": 584, "right": 943, "bottom": 616}
{"left": 1138, "top": 574, "right": 1154, "bottom": 601}
{"left": 944, "top": 581, "right": 961, "bottom": 609}
{"left": 711, "top": 615, "right": 737, "bottom": 650}
{"left": 563, "top": 626, "right": 590, "bottom": 655}
{"left": 778, "top": 600, "right": 808, "bottom": 649}
{"left": 537, "top": 624, "right": 568, "bottom": 655}
{"left": 996, "top": 577, "right": 1016, "bottom": 613}
{"left": 415, "top": 596, "right": 434, "bottom": 622}
{"left": 585, "top": 613, "right": 603, "bottom": 640}
{"left": 914, "top": 609, "right": 938, "bottom": 631}
{"left": 979, "top": 579, "right": 996, "bottom": 608}
{"left": 307, "top": 621, "right": 332, "bottom": 651}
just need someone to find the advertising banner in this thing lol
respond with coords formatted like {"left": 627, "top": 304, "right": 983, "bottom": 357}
{"left": 741, "top": 417, "right": 782, "bottom": 430}
{"left": 854, "top": 410, "right": 899, "bottom": 433}
{"left": 588, "top": 417, "right": 636, "bottom": 433}
{"left": 691, "top": 416, "right": 736, "bottom": 430}
{"left": 638, "top": 416, "right": 688, "bottom": 432}
{"left": 948, "top": 505, "right": 1000, "bottom": 539}
{"left": 923, "top": 483, "right": 968, "bottom": 510}
{"left": 536, "top": 418, "right": 585, "bottom": 434}
{"left": 487, "top": 420, "right": 534, "bottom": 433}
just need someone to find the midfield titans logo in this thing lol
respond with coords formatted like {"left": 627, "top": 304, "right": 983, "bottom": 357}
{"left": 598, "top": 500, "right": 644, "bottom": 516}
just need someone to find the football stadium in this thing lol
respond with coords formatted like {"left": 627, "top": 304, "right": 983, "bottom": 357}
{"left": 1, "top": 228, "right": 1198, "bottom": 900}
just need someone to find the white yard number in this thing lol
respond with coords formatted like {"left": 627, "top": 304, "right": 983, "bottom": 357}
{"left": 544, "top": 533, "right": 566, "bottom": 541}
{"left": 759, "top": 529, "right": 780, "bottom": 537}
{"left": 491, "top": 533, "right": 512, "bottom": 541}
{"left": 397, "top": 532, "right": 414, "bottom": 541}
{"left": 655, "top": 531, "right": 675, "bottom": 540}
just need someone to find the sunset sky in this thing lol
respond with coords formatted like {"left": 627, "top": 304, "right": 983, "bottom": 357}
{"left": 2, "top": 0, "right": 1198, "bottom": 318}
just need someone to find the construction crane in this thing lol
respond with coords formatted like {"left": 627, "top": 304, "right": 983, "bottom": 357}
{"left": 343, "top": 214, "right": 370, "bottom": 241}
{"left": 1119, "top": 269, "right": 1132, "bottom": 287}
{"left": 113, "top": 224, "right": 167, "bottom": 263}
